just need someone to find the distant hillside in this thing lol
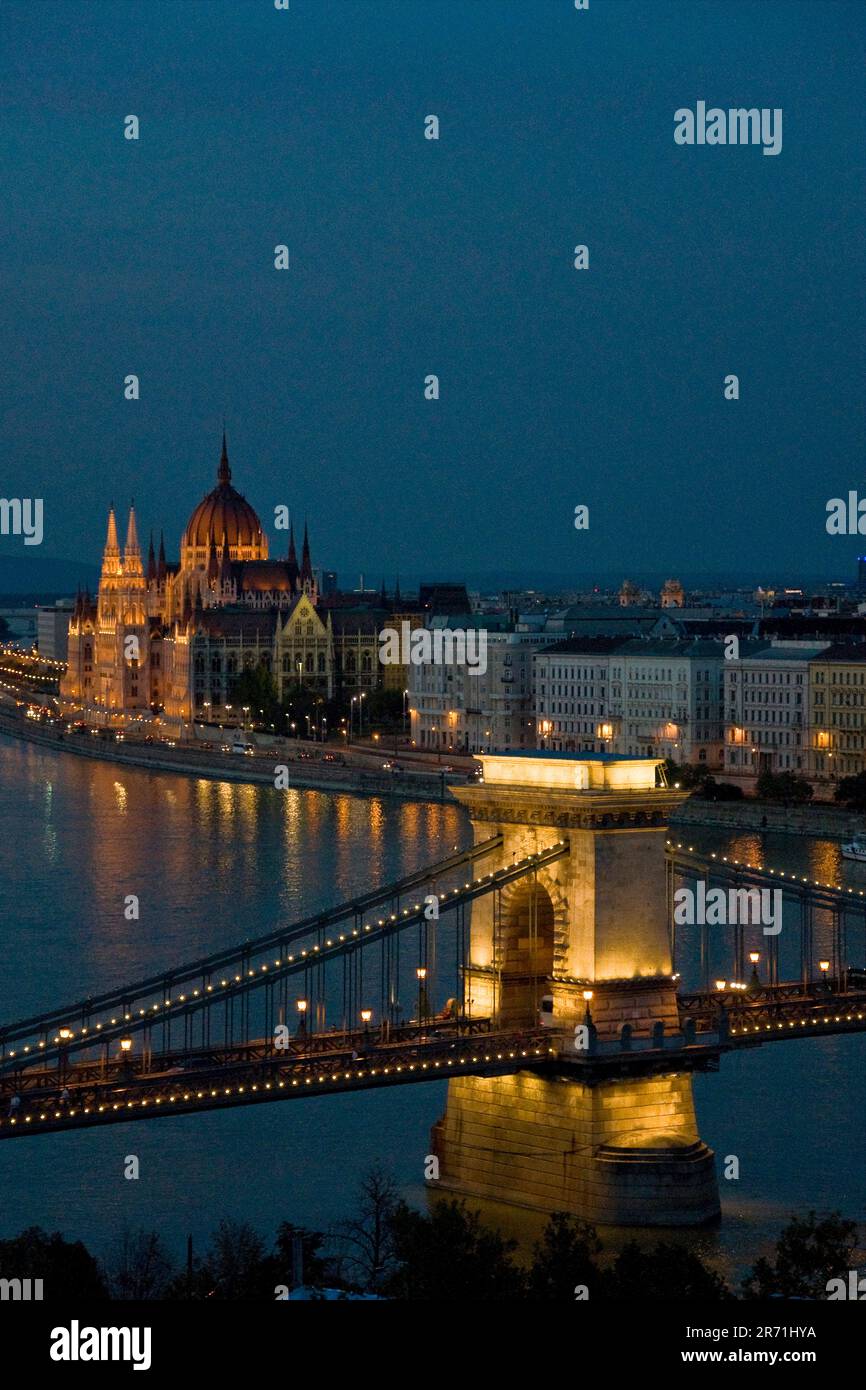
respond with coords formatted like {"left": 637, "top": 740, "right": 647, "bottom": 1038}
{"left": 0, "top": 554, "right": 100, "bottom": 595}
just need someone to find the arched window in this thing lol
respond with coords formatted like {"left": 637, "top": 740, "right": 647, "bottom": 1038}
{"left": 346, "top": 654, "right": 356, "bottom": 673}
{"left": 318, "top": 653, "right": 325, "bottom": 673}
{"left": 306, "top": 653, "right": 314, "bottom": 673}
{"left": 362, "top": 653, "right": 372, "bottom": 673}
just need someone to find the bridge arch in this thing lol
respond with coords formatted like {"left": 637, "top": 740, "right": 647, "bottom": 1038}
{"left": 495, "top": 873, "right": 568, "bottom": 1024}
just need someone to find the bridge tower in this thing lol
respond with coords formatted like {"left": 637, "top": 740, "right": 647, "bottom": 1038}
{"left": 431, "top": 751, "right": 720, "bottom": 1227}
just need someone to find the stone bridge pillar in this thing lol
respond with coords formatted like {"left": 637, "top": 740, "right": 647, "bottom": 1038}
{"left": 431, "top": 752, "right": 720, "bottom": 1227}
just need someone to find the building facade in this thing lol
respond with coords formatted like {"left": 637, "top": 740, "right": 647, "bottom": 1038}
{"left": 722, "top": 643, "right": 824, "bottom": 778}
{"left": 409, "top": 622, "right": 559, "bottom": 754}
{"left": 808, "top": 643, "right": 866, "bottom": 783}
{"left": 535, "top": 638, "right": 725, "bottom": 766}
{"left": 61, "top": 435, "right": 327, "bottom": 725}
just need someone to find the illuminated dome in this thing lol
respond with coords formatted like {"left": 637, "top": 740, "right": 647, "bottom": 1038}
{"left": 182, "top": 434, "right": 268, "bottom": 562}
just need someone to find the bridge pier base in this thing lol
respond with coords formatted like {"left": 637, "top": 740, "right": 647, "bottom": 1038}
{"left": 430, "top": 1069, "right": 720, "bottom": 1227}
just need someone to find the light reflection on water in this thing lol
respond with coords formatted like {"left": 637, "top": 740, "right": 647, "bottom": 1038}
{"left": 0, "top": 735, "right": 863, "bottom": 1283}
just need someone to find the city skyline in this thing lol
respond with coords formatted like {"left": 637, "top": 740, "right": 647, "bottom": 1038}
{"left": 1, "top": 0, "right": 864, "bottom": 580}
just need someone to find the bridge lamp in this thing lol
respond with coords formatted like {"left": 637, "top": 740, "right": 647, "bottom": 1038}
{"left": 360, "top": 1009, "right": 372, "bottom": 1030}
{"left": 582, "top": 989, "right": 594, "bottom": 1025}
{"left": 58, "top": 1027, "right": 73, "bottom": 1042}
{"left": 416, "top": 968, "right": 429, "bottom": 1024}
{"left": 119, "top": 1037, "right": 133, "bottom": 1053}
{"left": 715, "top": 980, "right": 727, "bottom": 992}
{"left": 296, "top": 999, "right": 308, "bottom": 1013}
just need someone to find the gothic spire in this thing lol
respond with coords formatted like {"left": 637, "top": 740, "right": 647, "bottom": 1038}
{"left": 218, "top": 429, "right": 231, "bottom": 486}
{"left": 123, "top": 504, "right": 143, "bottom": 576}
{"left": 219, "top": 527, "right": 232, "bottom": 585}
{"left": 300, "top": 519, "right": 312, "bottom": 583}
{"left": 146, "top": 531, "right": 156, "bottom": 583}
{"left": 287, "top": 519, "right": 299, "bottom": 589}
{"left": 157, "top": 531, "right": 167, "bottom": 583}
{"left": 104, "top": 505, "right": 120, "bottom": 555}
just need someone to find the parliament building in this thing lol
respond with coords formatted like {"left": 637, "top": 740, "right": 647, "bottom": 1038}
{"left": 61, "top": 435, "right": 383, "bottom": 725}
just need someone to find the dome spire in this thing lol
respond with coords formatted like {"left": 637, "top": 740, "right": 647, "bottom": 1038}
{"left": 218, "top": 428, "right": 231, "bottom": 486}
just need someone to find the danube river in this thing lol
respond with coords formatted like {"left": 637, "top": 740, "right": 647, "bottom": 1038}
{"left": 1, "top": 733, "right": 864, "bottom": 1281}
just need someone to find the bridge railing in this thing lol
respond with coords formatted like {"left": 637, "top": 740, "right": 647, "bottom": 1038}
{"left": 0, "top": 834, "right": 505, "bottom": 1045}
{"left": 0, "top": 841, "right": 570, "bottom": 1076}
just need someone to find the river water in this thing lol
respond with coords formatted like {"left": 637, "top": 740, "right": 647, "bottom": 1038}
{"left": 0, "top": 733, "right": 863, "bottom": 1285}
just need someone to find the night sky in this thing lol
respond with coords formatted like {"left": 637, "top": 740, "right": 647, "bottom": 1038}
{"left": 1, "top": 0, "right": 864, "bottom": 586}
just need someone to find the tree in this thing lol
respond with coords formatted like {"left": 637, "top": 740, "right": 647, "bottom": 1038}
{"left": 664, "top": 759, "right": 712, "bottom": 791}
{"left": 605, "top": 1240, "right": 731, "bottom": 1300}
{"left": 742, "top": 1211, "right": 857, "bottom": 1300}
{"left": 200, "top": 1219, "right": 277, "bottom": 1299}
{"left": 328, "top": 1163, "right": 399, "bottom": 1292}
{"left": 383, "top": 1199, "right": 525, "bottom": 1300}
{"left": 834, "top": 772, "right": 866, "bottom": 810}
{"left": 525, "top": 1212, "right": 602, "bottom": 1300}
{"left": 756, "top": 770, "right": 813, "bottom": 804}
{"left": 700, "top": 776, "right": 744, "bottom": 802}
{"left": 0, "top": 1226, "right": 108, "bottom": 1299}
{"left": 105, "top": 1228, "right": 174, "bottom": 1300}
{"left": 229, "top": 662, "right": 281, "bottom": 726}
{"left": 274, "top": 1222, "right": 332, "bottom": 1291}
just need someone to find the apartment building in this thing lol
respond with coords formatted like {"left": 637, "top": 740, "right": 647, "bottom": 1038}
{"left": 409, "top": 618, "right": 559, "bottom": 753}
{"left": 723, "top": 642, "right": 825, "bottom": 778}
{"left": 809, "top": 643, "right": 866, "bottom": 781}
{"left": 534, "top": 637, "right": 726, "bottom": 765}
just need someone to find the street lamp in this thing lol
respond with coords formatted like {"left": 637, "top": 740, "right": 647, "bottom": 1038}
{"left": 818, "top": 958, "right": 831, "bottom": 991}
{"left": 582, "top": 989, "right": 593, "bottom": 1025}
{"left": 416, "top": 966, "right": 428, "bottom": 1024}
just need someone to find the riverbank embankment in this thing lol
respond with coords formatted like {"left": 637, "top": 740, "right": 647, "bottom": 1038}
{"left": 0, "top": 707, "right": 458, "bottom": 802}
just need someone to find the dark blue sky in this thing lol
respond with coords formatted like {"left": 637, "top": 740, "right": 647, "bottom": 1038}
{"left": 1, "top": 0, "right": 864, "bottom": 586}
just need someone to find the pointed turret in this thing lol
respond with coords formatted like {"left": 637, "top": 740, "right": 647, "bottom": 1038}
{"left": 102, "top": 505, "right": 121, "bottom": 576}
{"left": 104, "top": 506, "right": 120, "bottom": 554}
{"left": 300, "top": 520, "right": 313, "bottom": 585}
{"left": 146, "top": 532, "right": 156, "bottom": 583}
{"left": 218, "top": 429, "right": 231, "bottom": 486}
{"left": 219, "top": 527, "right": 232, "bottom": 586}
{"left": 287, "top": 519, "right": 299, "bottom": 590}
{"left": 123, "top": 504, "right": 143, "bottom": 577}
{"left": 207, "top": 532, "right": 219, "bottom": 584}
{"left": 157, "top": 531, "right": 167, "bottom": 583}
